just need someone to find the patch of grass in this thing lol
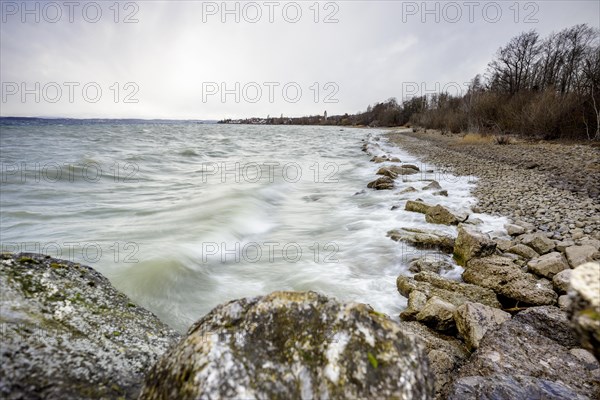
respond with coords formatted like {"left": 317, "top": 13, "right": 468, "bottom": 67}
{"left": 459, "top": 133, "right": 494, "bottom": 145}
{"left": 367, "top": 352, "right": 379, "bottom": 369}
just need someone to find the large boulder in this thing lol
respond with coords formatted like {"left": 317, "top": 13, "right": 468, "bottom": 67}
{"left": 527, "top": 252, "right": 569, "bottom": 279}
{"left": 367, "top": 176, "right": 394, "bottom": 190}
{"left": 567, "top": 262, "right": 600, "bottom": 360}
{"left": 454, "top": 302, "right": 511, "bottom": 351}
{"left": 425, "top": 205, "right": 460, "bottom": 225}
{"left": 139, "top": 291, "right": 434, "bottom": 399}
{"left": 447, "top": 307, "right": 600, "bottom": 399}
{"left": 399, "top": 321, "right": 469, "bottom": 400}
{"left": 463, "top": 256, "right": 557, "bottom": 306}
{"left": 453, "top": 225, "right": 497, "bottom": 266}
{"left": 0, "top": 253, "right": 181, "bottom": 400}
{"left": 422, "top": 181, "right": 442, "bottom": 191}
{"left": 565, "top": 245, "right": 597, "bottom": 268}
{"left": 388, "top": 228, "right": 455, "bottom": 253}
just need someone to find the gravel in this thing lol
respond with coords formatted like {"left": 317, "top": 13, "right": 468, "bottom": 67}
{"left": 387, "top": 130, "right": 600, "bottom": 242}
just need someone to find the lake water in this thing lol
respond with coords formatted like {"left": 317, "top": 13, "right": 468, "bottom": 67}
{"left": 0, "top": 119, "right": 507, "bottom": 332}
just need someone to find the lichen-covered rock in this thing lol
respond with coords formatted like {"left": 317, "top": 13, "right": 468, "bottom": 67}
{"left": 388, "top": 227, "right": 455, "bottom": 253}
{"left": 447, "top": 308, "right": 600, "bottom": 399}
{"left": 405, "top": 200, "right": 433, "bottom": 214}
{"left": 453, "top": 225, "right": 497, "bottom": 266}
{"left": 567, "top": 262, "right": 600, "bottom": 360}
{"left": 139, "top": 291, "right": 434, "bottom": 400}
{"left": 425, "top": 205, "right": 460, "bottom": 225}
{"left": 565, "top": 245, "right": 597, "bottom": 268}
{"left": 454, "top": 302, "right": 511, "bottom": 351}
{"left": 367, "top": 176, "right": 394, "bottom": 190}
{"left": 398, "top": 321, "right": 469, "bottom": 400}
{"left": 397, "top": 272, "right": 501, "bottom": 313}
{"left": 463, "top": 255, "right": 557, "bottom": 306}
{"left": 0, "top": 253, "right": 180, "bottom": 400}
{"left": 527, "top": 251, "right": 569, "bottom": 278}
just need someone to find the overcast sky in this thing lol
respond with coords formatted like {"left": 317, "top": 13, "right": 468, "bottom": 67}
{"left": 1, "top": 0, "right": 598, "bottom": 119}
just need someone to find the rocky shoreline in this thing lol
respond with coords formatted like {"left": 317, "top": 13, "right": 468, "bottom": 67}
{"left": 1, "top": 129, "right": 600, "bottom": 399}
{"left": 363, "top": 129, "right": 600, "bottom": 398}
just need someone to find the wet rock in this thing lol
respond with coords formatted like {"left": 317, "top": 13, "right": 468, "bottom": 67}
{"left": 397, "top": 272, "right": 501, "bottom": 313}
{"left": 397, "top": 186, "right": 418, "bottom": 195}
{"left": 494, "top": 238, "right": 513, "bottom": 252}
{"left": 565, "top": 245, "right": 597, "bottom": 268}
{"left": 402, "top": 164, "right": 420, "bottom": 171}
{"left": 0, "top": 253, "right": 181, "bottom": 400}
{"left": 448, "top": 308, "right": 600, "bottom": 399}
{"left": 423, "top": 181, "right": 442, "bottom": 191}
{"left": 454, "top": 302, "right": 511, "bottom": 351}
{"left": 567, "top": 262, "right": 600, "bottom": 360}
{"left": 377, "top": 165, "right": 419, "bottom": 178}
{"left": 505, "top": 223, "right": 526, "bottom": 236}
{"left": 453, "top": 225, "right": 497, "bottom": 266}
{"left": 463, "top": 255, "right": 557, "bottom": 306}
{"left": 425, "top": 205, "right": 460, "bottom": 225}
{"left": 367, "top": 176, "right": 394, "bottom": 190}
{"left": 388, "top": 227, "right": 455, "bottom": 253}
{"left": 370, "top": 155, "right": 387, "bottom": 163}
{"left": 527, "top": 252, "right": 569, "bottom": 279}
{"left": 398, "top": 321, "right": 469, "bottom": 400}
{"left": 408, "top": 255, "right": 454, "bottom": 274}
{"left": 553, "top": 269, "right": 572, "bottom": 294}
{"left": 416, "top": 296, "right": 457, "bottom": 333}
{"left": 140, "top": 291, "right": 434, "bottom": 400}
{"left": 520, "top": 233, "right": 556, "bottom": 255}
{"left": 433, "top": 190, "right": 448, "bottom": 197}
{"left": 405, "top": 200, "right": 433, "bottom": 214}
{"left": 507, "top": 243, "right": 539, "bottom": 260}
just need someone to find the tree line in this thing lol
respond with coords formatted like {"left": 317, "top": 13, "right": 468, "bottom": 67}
{"left": 221, "top": 24, "right": 599, "bottom": 140}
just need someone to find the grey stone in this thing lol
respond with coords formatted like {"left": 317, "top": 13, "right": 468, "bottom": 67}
{"left": 454, "top": 302, "right": 511, "bottom": 351}
{"left": 565, "top": 245, "right": 597, "bottom": 268}
{"left": 405, "top": 200, "right": 433, "bottom": 214}
{"left": 423, "top": 181, "right": 442, "bottom": 191}
{"left": 416, "top": 296, "right": 457, "bottom": 333}
{"left": 453, "top": 225, "right": 497, "bottom": 267}
{"left": 367, "top": 176, "right": 394, "bottom": 190}
{"left": 425, "top": 205, "right": 460, "bottom": 225}
{"left": 505, "top": 224, "right": 526, "bottom": 236}
{"left": 567, "top": 262, "right": 600, "bottom": 360}
{"left": 508, "top": 243, "right": 540, "bottom": 260}
{"left": 527, "top": 252, "right": 569, "bottom": 278}
{"left": 463, "top": 256, "right": 557, "bottom": 306}
{"left": 520, "top": 233, "right": 556, "bottom": 254}
{"left": 552, "top": 269, "right": 572, "bottom": 294}
{"left": 388, "top": 227, "right": 455, "bottom": 253}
